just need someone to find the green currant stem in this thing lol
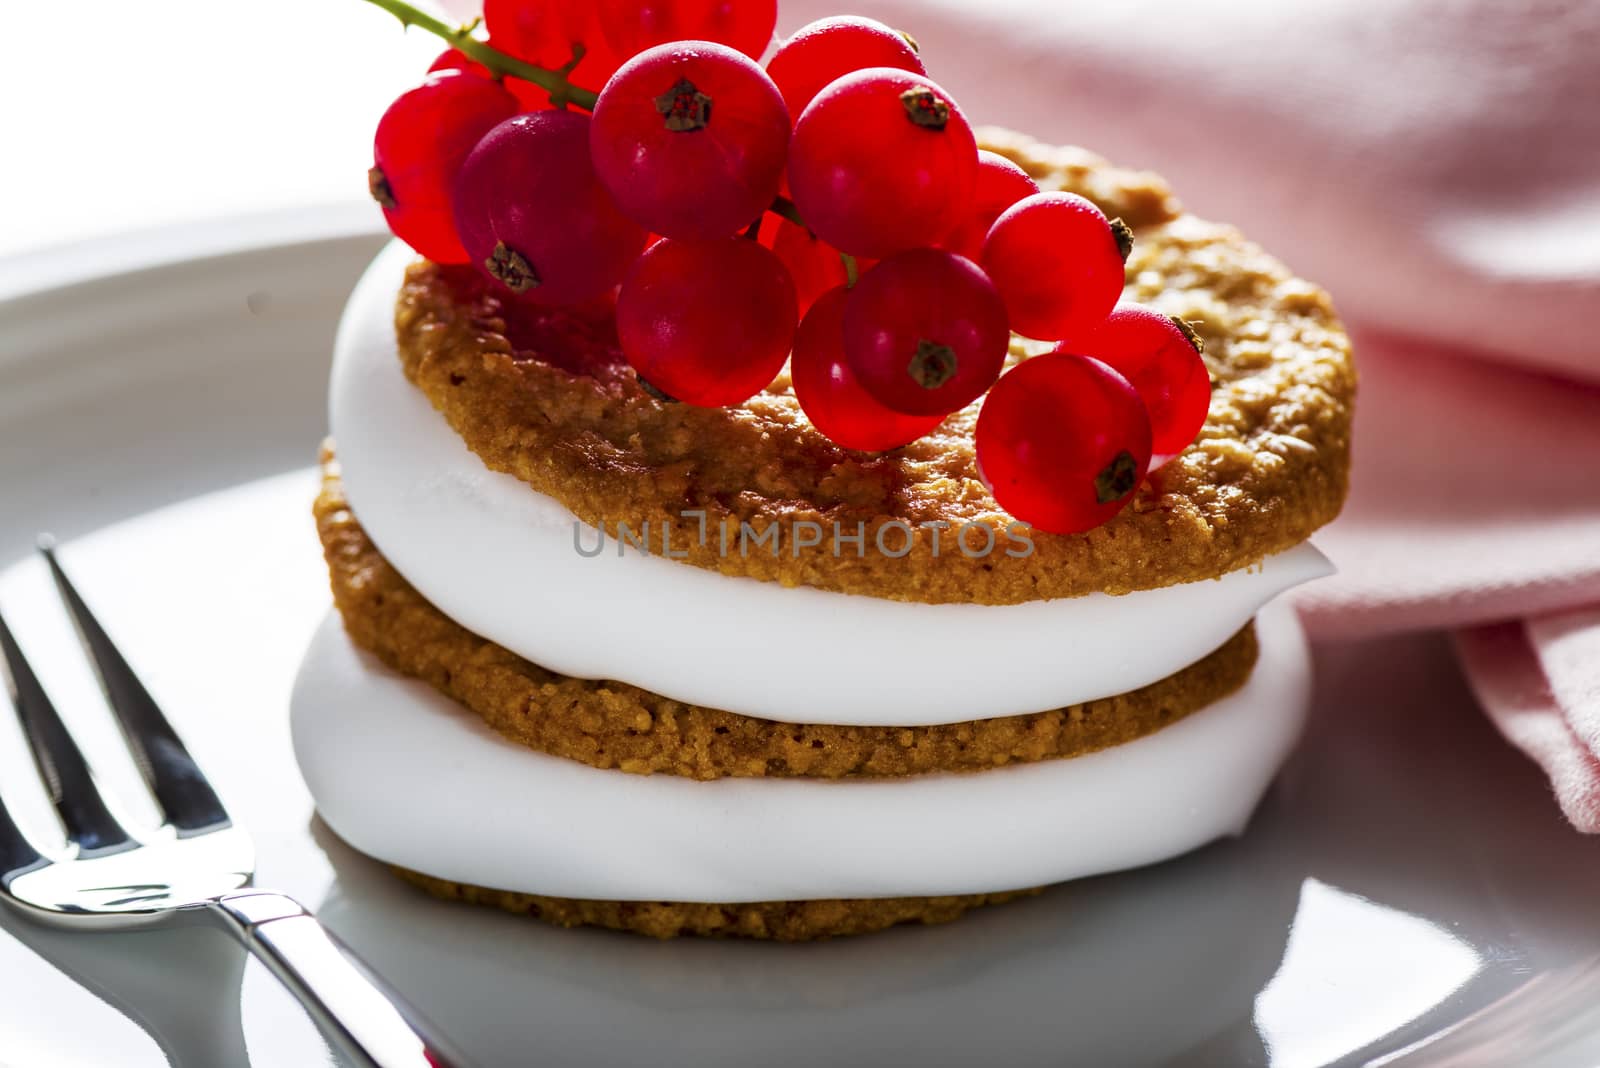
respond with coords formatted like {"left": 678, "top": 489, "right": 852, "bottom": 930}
{"left": 358, "top": 0, "right": 599, "bottom": 110}
{"left": 555, "top": 42, "right": 587, "bottom": 77}
{"left": 841, "top": 253, "right": 859, "bottom": 288}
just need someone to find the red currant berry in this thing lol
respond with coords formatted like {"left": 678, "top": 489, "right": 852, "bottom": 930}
{"left": 370, "top": 69, "right": 519, "bottom": 265}
{"left": 975, "top": 353, "right": 1153, "bottom": 535}
{"left": 596, "top": 0, "right": 777, "bottom": 63}
{"left": 616, "top": 237, "right": 797, "bottom": 407}
{"left": 765, "top": 16, "right": 924, "bottom": 119}
{"left": 453, "top": 111, "right": 648, "bottom": 304}
{"left": 941, "top": 150, "right": 1040, "bottom": 262}
{"left": 1066, "top": 305, "right": 1210, "bottom": 468}
{"left": 843, "top": 248, "right": 1009, "bottom": 416}
{"left": 981, "top": 192, "right": 1130, "bottom": 341}
{"left": 759, "top": 214, "right": 856, "bottom": 318}
{"left": 788, "top": 69, "right": 978, "bottom": 258}
{"left": 591, "top": 42, "right": 789, "bottom": 240}
{"left": 792, "top": 286, "right": 943, "bottom": 451}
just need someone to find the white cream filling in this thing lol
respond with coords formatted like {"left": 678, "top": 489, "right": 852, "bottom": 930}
{"left": 330, "top": 242, "right": 1331, "bottom": 725}
{"left": 290, "top": 600, "right": 1308, "bottom": 903}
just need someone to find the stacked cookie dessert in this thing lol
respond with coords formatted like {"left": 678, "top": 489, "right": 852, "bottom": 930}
{"left": 292, "top": 0, "right": 1354, "bottom": 940}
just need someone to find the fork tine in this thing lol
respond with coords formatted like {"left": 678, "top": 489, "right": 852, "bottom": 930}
{"left": 0, "top": 793, "right": 46, "bottom": 886}
{"left": 39, "top": 542, "right": 231, "bottom": 837}
{"left": 0, "top": 606, "right": 136, "bottom": 857}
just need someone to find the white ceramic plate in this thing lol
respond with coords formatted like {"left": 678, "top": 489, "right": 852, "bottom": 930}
{"left": 1, "top": 223, "right": 1598, "bottom": 1068}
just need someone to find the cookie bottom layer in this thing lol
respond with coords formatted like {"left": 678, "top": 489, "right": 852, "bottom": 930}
{"left": 392, "top": 866, "right": 1042, "bottom": 941}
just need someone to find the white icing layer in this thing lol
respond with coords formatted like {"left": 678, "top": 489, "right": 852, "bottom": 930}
{"left": 291, "top": 601, "right": 1309, "bottom": 903}
{"left": 331, "top": 242, "right": 1332, "bottom": 725}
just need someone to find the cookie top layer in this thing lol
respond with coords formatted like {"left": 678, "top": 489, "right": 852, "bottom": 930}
{"left": 392, "top": 129, "right": 1354, "bottom": 604}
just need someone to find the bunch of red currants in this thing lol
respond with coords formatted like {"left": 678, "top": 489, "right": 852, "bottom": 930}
{"left": 366, "top": 0, "right": 1210, "bottom": 535}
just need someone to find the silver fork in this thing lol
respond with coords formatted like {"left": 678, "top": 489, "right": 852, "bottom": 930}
{"left": 0, "top": 542, "right": 463, "bottom": 1068}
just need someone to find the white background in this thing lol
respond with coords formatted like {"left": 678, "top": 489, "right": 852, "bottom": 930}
{"left": 0, "top": 0, "right": 453, "bottom": 260}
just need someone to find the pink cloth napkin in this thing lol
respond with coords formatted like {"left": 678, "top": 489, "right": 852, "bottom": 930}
{"left": 776, "top": 0, "right": 1600, "bottom": 828}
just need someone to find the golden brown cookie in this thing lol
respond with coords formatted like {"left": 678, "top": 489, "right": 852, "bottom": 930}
{"left": 393, "top": 866, "right": 1042, "bottom": 941}
{"left": 390, "top": 128, "right": 1354, "bottom": 605}
{"left": 314, "top": 450, "right": 1257, "bottom": 781}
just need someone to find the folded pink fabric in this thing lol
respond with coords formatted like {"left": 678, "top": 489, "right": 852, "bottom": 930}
{"left": 777, "top": 0, "right": 1600, "bottom": 828}
{"left": 1457, "top": 617, "right": 1600, "bottom": 833}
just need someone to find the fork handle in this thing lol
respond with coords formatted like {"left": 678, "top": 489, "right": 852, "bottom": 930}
{"left": 214, "top": 891, "right": 464, "bottom": 1068}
